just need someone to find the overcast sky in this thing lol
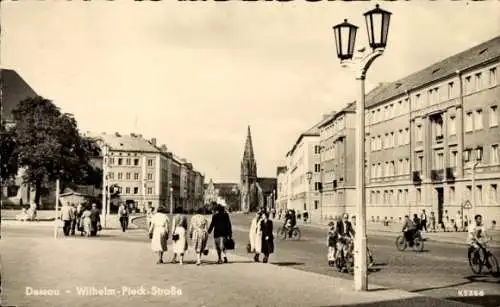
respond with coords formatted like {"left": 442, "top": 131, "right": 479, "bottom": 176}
{"left": 2, "top": 1, "right": 499, "bottom": 183}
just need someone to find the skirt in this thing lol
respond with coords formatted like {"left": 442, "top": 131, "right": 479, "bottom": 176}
{"left": 191, "top": 229, "right": 208, "bottom": 253}
{"left": 151, "top": 227, "right": 168, "bottom": 252}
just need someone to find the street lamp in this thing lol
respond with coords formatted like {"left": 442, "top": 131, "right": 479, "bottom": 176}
{"left": 306, "top": 171, "right": 313, "bottom": 223}
{"left": 332, "top": 4, "right": 391, "bottom": 292}
{"left": 471, "top": 147, "right": 483, "bottom": 217}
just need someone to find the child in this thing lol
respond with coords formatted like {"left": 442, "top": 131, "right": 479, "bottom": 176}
{"left": 327, "top": 220, "right": 337, "bottom": 267}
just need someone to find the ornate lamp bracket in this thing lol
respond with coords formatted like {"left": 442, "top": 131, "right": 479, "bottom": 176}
{"left": 340, "top": 47, "right": 385, "bottom": 80}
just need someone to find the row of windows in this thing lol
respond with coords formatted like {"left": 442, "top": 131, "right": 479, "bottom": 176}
{"left": 108, "top": 157, "right": 155, "bottom": 167}
{"left": 370, "top": 128, "right": 410, "bottom": 151}
{"left": 369, "top": 189, "right": 409, "bottom": 205}
{"left": 120, "top": 186, "right": 154, "bottom": 195}
{"left": 321, "top": 117, "right": 345, "bottom": 139}
{"left": 368, "top": 66, "right": 497, "bottom": 124}
{"left": 107, "top": 172, "right": 154, "bottom": 181}
{"left": 371, "top": 159, "right": 410, "bottom": 178}
{"left": 465, "top": 105, "right": 498, "bottom": 132}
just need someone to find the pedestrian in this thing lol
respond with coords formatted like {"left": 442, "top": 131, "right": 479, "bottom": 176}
{"left": 413, "top": 214, "right": 421, "bottom": 231}
{"left": 271, "top": 208, "right": 276, "bottom": 220}
{"left": 249, "top": 210, "right": 263, "bottom": 262}
{"left": 189, "top": 214, "right": 209, "bottom": 266}
{"left": 259, "top": 211, "right": 274, "bottom": 263}
{"left": 456, "top": 210, "right": 463, "bottom": 232}
{"left": 60, "top": 202, "right": 74, "bottom": 236}
{"left": 171, "top": 214, "right": 188, "bottom": 265}
{"left": 70, "top": 204, "right": 77, "bottom": 235}
{"left": 146, "top": 206, "right": 154, "bottom": 229}
{"left": 208, "top": 205, "right": 233, "bottom": 264}
{"left": 420, "top": 209, "right": 428, "bottom": 232}
{"left": 327, "top": 218, "right": 338, "bottom": 266}
{"left": 303, "top": 210, "right": 309, "bottom": 223}
{"left": 89, "top": 203, "right": 101, "bottom": 236}
{"left": 429, "top": 211, "right": 436, "bottom": 232}
{"left": 80, "top": 205, "right": 92, "bottom": 237}
{"left": 148, "top": 206, "right": 170, "bottom": 264}
{"left": 118, "top": 202, "right": 129, "bottom": 232}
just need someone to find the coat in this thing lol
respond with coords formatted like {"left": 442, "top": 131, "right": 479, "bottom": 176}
{"left": 249, "top": 216, "right": 262, "bottom": 253}
{"left": 260, "top": 219, "right": 274, "bottom": 255}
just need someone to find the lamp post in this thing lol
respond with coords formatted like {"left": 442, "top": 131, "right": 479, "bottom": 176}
{"left": 332, "top": 4, "right": 391, "bottom": 291}
{"left": 306, "top": 171, "right": 313, "bottom": 223}
{"left": 169, "top": 180, "right": 173, "bottom": 215}
{"left": 471, "top": 147, "right": 482, "bottom": 217}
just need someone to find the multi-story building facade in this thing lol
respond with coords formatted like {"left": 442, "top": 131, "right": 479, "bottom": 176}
{"left": 276, "top": 166, "right": 288, "bottom": 212}
{"left": 318, "top": 104, "right": 358, "bottom": 220}
{"left": 362, "top": 35, "right": 500, "bottom": 226}
{"left": 285, "top": 124, "right": 322, "bottom": 222}
{"left": 194, "top": 171, "right": 205, "bottom": 209}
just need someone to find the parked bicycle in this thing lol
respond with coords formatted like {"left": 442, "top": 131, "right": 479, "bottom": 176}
{"left": 468, "top": 242, "right": 499, "bottom": 276}
{"left": 396, "top": 230, "right": 424, "bottom": 252}
{"left": 277, "top": 225, "right": 301, "bottom": 240}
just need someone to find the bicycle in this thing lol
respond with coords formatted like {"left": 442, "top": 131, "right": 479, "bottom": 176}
{"left": 468, "top": 241, "right": 499, "bottom": 276}
{"left": 335, "top": 237, "right": 354, "bottom": 273}
{"left": 277, "top": 225, "right": 301, "bottom": 240}
{"left": 396, "top": 230, "right": 424, "bottom": 252}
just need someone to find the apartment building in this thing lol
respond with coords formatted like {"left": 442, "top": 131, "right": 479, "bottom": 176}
{"left": 276, "top": 166, "right": 288, "bottom": 212}
{"left": 363, "top": 35, "right": 500, "bottom": 226}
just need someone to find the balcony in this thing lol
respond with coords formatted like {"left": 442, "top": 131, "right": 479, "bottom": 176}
{"left": 412, "top": 171, "right": 422, "bottom": 184}
{"left": 431, "top": 169, "right": 444, "bottom": 182}
{"left": 445, "top": 167, "right": 455, "bottom": 181}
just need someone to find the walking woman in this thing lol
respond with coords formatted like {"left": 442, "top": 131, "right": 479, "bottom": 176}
{"left": 249, "top": 210, "right": 263, "bottom": 262}
{"left": 80, "top": 205, "right": 92, "bottom": 237}
{"left": 171, "top": 215, "right": 188, "bottom": 265}
{"left": 189, "top": 214, "right": 209, "bottom": 266}
{"left": 149, "top": 206, "right": 170, "bottom": 264}
{"left": 259, "top": 211, "right": 274, "bottom": 263}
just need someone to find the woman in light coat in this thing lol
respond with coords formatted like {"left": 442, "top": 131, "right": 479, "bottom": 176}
{"left": 171, "top": 214, "right": 188, "bottom": 265}
{"left": 249, "top": 211, "right": 263, "bottom": 262}
{"left": 189, "top": 214, "right": 209, "bottom": 266}
{"left": 80, "top": 206, "right": 92, "bottom": 237}
{"left": 149, "top": 207, "right": 170, "bottom": 264}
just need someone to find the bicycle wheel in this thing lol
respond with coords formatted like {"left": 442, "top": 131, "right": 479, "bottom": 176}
{"left": 292, "top": 228, "right": 301, "bottom": 240}
{"left": 486, "top": 252, "right": 500, "bottom": 276}
{"left": 413, "top": 237, "right": 424, "bottom": 252}
{"left": 277, "top": 228, "right": 286, "bottom": 240}
{"left": 468, "top": 249, "right": 483, "bottom": 275}
{"left": 395, "top": 236, "right": 407, "bottom": 251}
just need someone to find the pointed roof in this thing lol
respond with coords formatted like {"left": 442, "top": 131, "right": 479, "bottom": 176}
{"left": 242, "top": 125, "right": 255, "bottom": 160}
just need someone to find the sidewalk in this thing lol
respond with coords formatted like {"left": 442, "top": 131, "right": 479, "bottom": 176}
{"left": 0, "top": 228, "right": 472, "bottom": 307}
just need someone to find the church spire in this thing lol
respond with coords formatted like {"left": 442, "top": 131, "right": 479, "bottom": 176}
{"left": 243, "top": 125, "right": 255, "bottom": 160}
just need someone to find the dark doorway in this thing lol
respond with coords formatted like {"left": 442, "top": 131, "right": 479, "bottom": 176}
{"left": 436, "top": 187, "right": 444, "bottom": 223}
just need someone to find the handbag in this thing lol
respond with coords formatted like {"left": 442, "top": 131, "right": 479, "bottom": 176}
{"left": 224, "top": 237, "right": 235, "bottom": 250}
{"left": 202, "top": 249, "right": 209, "bottom": 256}
{"left": 149, "top": 232, "right": 153, "bottom": 239}
{"left": 172, "top": 225, "right": 179, "bottom": 241}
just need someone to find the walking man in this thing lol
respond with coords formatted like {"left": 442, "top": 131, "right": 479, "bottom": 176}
{"left": 60, "top": 203, "right": 74, "bottom": 236}
{"left": 420, "top": 209, "right": 428, "bottom": 232}
{"left": 208, "top": 205, "right": 233, "bottom": 264}
{"left": 89, "top": 203, "right": 101, "bottom": 236}
{"left": 70, "top": 204, "right": 78, "bottom": 235}
{"left": 118, "top": 202, "right": 129, "bottom": 232}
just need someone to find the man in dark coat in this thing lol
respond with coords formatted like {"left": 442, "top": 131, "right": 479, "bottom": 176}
{"left": 333, "top": 213, "right": 355, "bottom": 262}
{"left": 89, "top": 203, "right": 101, "bottom": 236}
{"left": 260, "top": 211, "right": 274, "bottom": 263}
{"left": 208, "top": 205, "right": 232, "bottom": 264}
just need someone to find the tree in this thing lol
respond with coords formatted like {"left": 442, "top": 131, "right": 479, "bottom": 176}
{"left": 0, "top": 121, "right": 18, "bottom": 183}
{"left": 12, "top": 96, "right": 99, "bottom": 205}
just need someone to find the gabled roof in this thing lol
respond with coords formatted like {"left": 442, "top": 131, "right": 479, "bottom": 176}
{"left": 1, "top": 69, "right": 38, "bottom": 121}
{"left": 85, "top": 132, "right": 160, "bottom": 153}
{"left": 366, "top": 35, "right": 500, "bottom": 108}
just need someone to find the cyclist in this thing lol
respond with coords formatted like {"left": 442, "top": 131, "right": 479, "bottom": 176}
{"left": 284, "top": 209, "right": 297, "bottom": 238}
{"left": 335, "top": 214, "right": 355, "bottom": 266}
{"left": 402, "top": 215, "right": 418, "bottom": 247}
{"left": 467, "top": 214, "right": 489, "bottom": 264}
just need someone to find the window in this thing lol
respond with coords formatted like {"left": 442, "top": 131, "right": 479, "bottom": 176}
{"left": 134, "top": 159, "right": 139, "bottom": 166}
{"left": 397, "top": 101, "right": 402, "bottom": 115}
{"left": 314, "top": 164, "right": 321, "bottom": 172}
{"left": 416, "top": 125, "right": 423, "bottom": 142}
{"left": 417, "top": 156, "right": 423, "bottom": 171}
{"left": 475, "top": 72, "right": 482, "bottom": 90}
{"left": 436, "top": 152, "right": 444, "bottom": 169}
{"left": 416, "top": 188, "right": 422, "bottom": 203}
{"left": 117, "top": 172, "right": 123, "bottom": 180}
{"left": 314, "top": 200, "right": 319, "bottom": 210}
{"left": 398, "top": 190, "right": 403, "bottom": 205}
{"left": 390, "top": 104, "right": 394, "bottom": 118}
{"left": 390, "top": 132, "right": 395, "bottom": 147}
{"left": 314, "top": 145, "right": 321, "bottom": 154}
{"left": 384, "top": 133, "right": 390, "bottom": 148}
{"left": 492, "top": 144, "right": 499, "bottom": 164}
{"left": 405, "top": 158, "right": 410, "bottom": 173}
{"left": 490, "top": 67, "right": 497, "bottom": 86}
{"left": 464, "top": 149, "right": 471, "bottom": 162}
{"left": 404, "top": 128, "right": 410, "bottom": 144}
{"left": 450, "top": 151, "right": 458, "bottom": 167}
{"left": 475, "top": 109, "right": 483, "bottom": 130}
{"left": 465, "top": 112, "right": 473, "bottom": 132}
{"left": 147, "top": 187, "right": 153, "bottom": 195}
{"left": 377, "top": 136, "right": 382, "bottom": 150}
{"left": 449, "top": 187, "right": 455, "bottom": 204}
{"left": 377, "top": 163, "right": 382, "bottom": 177}
{"left": 449, "top": 116, "right": 456, "bottom": 135}
{"left": 147, "top": 159, "right": 154, "bottom": 167}
{"left": 109, "top": 157, "right": 114, "bottom": 165}
{"left": 108, "top": 172, "right": 114, "bottom": 180}
{"left": 126, "top": 172, "right": 131, "bottom": 180}
{"left": 134, "top": 172, "right": 139, "bottom": 180}
{"left": 118, "top": 158, "right": 123, "bottom": 166}
{"left": 126, "top": 158, "right": 131, "bottom": 165}
{"left": 371, "top": 137, "right": 376, "bottom": 151}
{"left": 465, "top": 76, "right": 472, "bottom": 93}
{"left": 491, "top": 184, "right": 498, "bottom": 203}
{"left": 448, "top": 82, "right": 454, "bottom": 98}
{"left": 415, "top": 94, "right": 421, "bottom": 108}
{"left": 490, "top": 106, "right": 498, "bottom": 127}
{"left": 125, "top": 187, "right": 130, "bottom": 194}
{"left": 398, "top": 129, "right": 403, "bottom": 145}
{"left": 371, "top": 110, "right": 376, "bottom": 123}
{"left": 477, "top": 185, "right": 483, "bottom": 203}
{"left": 314, "top": 182, "right": 321, "bottom": 191}
{"left": 147, "top": 173, "right": 153, "bottom": 180}
{"left": 133, "top": 187, "right": 139, "bottom": 194}
{"left": 390, "top": 161, "right": 395, "bottom": 176}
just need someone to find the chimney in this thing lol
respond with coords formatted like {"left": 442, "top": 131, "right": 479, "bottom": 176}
{"left": 151, "top": 138, "right": 157, "bottom": 146}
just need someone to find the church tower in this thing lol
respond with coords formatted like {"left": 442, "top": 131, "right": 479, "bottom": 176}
{"left": 240, "top": 126, "right": 258, "bottom": 212}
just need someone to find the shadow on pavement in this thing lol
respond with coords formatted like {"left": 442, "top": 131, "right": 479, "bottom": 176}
{"left": 412, "top": 275, "right": 500, "bottom": 293}
{"left": 316, "top": 296, "right": 473, "bottom": 307}
{"left": 444, "top": 295, "right": 500, "bottom": 307}
{"left": 271, "top": 261, "right": 305, "bottom": 266}
{"left": 177, "top": 260, "right": 253, "bottom": 265}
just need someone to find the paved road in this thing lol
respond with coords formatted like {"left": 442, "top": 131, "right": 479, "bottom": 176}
{"left": 133, "top": 213, "right": 500, "bottom": 307}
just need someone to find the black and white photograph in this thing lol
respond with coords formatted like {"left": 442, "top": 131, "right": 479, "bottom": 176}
{"left": 1, "top": 1, "right": 499, "bottom": 306}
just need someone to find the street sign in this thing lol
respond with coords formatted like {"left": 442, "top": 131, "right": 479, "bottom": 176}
{"left": 463, "top": 200, "right": 472, "bottom": 209}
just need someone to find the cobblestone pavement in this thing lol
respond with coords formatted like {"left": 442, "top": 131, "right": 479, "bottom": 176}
{"left": 0, "top": 223, "right": 481, "bottom": 307}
